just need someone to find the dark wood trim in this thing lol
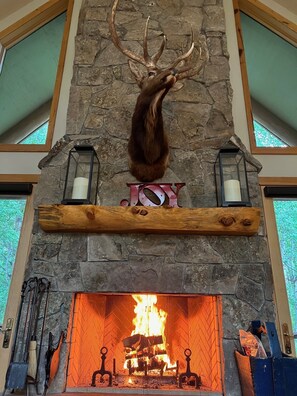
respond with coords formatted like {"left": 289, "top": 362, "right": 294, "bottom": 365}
{"left": 0, "top": 174, "right": 39, "bottom": 183}
{"left": 259, "top": 177, "right": 297, "bottom": 186}
{"left": 233, "top": 0, "right": 257, "bottom": 152}
{"left": 45, "top": 0, "right": 74, "bottom": 151}
{"left": 38, "top": 205, "right": 261, "bottom": 236}
{"left": 233, "top": 0, "right": 297, "bottom": 155}
{"left": 0, "top": 0, "right": 68, "bottom": 48}
{"left": 238, "top": 0, "right": 297, "bottom": 46}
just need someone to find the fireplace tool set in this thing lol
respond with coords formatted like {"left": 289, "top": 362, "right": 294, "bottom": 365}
{"left": 91, "top": 339, "right": 201, "bottom": 390}
{"left": 3, "top": 277, "right": 50, "bottom": 395}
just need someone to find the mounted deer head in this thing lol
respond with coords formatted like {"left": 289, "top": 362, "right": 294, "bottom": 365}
{"left": 109, "top": 0, "right": 208, "bottom": 182}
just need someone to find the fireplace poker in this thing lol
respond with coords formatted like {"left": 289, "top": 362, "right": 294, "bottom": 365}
{"left": 35, "top": 278, "right": 51, "bottom": 394}
{"left": 28, "top": 278, "right": 48, "bottom": 381}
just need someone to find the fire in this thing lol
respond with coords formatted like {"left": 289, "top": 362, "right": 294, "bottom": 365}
{"left": 123, "top": 294, "right": 175, "bottom": 374}
{"left": 132, "top": 294, "right": 167, "bottom": 341}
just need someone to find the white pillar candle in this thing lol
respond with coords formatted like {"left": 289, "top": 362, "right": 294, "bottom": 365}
{"left": 224, "top": 179, "right": 241, "bottom": 201}
{"left": 72, "top": 177, "right": 89, "bottom": 199}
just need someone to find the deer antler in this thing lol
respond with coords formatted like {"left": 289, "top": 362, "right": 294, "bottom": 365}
{"left": 175, "top": 37, "right": 209, "bottom": 80}
{"left": 109, "top": 0, "right": 209, "bottom": 182}
{"left": 109, "top": 0, "right": 199, "bottom": 75}
{"left": 109, "top": 0, "right": 166, "bottom": 72}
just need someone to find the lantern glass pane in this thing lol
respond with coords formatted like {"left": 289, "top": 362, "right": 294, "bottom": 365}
{"left": 238, "top": 156, "right": 249, "bottom": 203}
{"left": 72, "top": 151, "right": 92, "bottom": 200}
{"left": 89, "top": 156, "right": 100, "bottom": 204}
{"left": 63, "top": 149, "right": 92, "bottom": 203}
{"left": 215, "top": 159, "right": 222, "bottom": 206}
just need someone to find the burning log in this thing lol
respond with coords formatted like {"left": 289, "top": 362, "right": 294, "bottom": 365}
{"left": 125, "top": 349, "right": 167, "bottom": 360}
{"left": 123, "top": 333, "right": 168, "bottom": 375}
{"left": 123, "top": 334, "right": 163, "bottom": 350}
{"left": 122, "top": 294, "right": 175, "bottom": 377}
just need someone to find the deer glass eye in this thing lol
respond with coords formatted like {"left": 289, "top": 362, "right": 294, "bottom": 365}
{"left": 148, "top": 71, "right": 156, "bottom": 78}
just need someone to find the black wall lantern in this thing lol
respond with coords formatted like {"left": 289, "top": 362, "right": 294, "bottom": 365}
{"left": 62, "top": 145, "right": 100, "bottom": 205}
{"left": 215, "top": 144, "right": 251, "bottom": 207}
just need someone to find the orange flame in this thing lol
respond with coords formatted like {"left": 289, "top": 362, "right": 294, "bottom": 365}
{"left": 132, "top": 294, "right": 167, "bottom": 342}
{"left": 125, "top": 294, "right": 174, "bottom": 372}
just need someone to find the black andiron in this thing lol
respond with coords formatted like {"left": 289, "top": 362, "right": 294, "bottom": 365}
{"left": 91, "top": 346, "right": 112, "bottom": 387}
{"left": 178, "top": 348, "right": 202, "bottom": 389}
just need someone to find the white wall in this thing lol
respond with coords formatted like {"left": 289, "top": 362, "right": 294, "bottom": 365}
{"left": 0, "top": 0, "right": 83, "bottom": 175}
{"left": 224, "top": 0, "right": 297, "bottom": 177}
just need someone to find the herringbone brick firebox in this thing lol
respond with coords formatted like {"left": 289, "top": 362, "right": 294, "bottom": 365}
{"left": 66, "top": 293, "right": 222, "bottom": 392}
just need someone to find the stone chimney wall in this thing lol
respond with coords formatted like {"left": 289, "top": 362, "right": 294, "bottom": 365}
{"left": 25, "top": 0, "right": 275, "bottom": 394}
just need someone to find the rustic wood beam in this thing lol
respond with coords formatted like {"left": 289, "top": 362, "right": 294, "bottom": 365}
{"left": 38, "top": 205, "right": 261, "bottom": 236}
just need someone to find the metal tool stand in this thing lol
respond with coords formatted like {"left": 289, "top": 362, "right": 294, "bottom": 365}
{"left": 178, "top": 348, "right": 202, "bottom": 389}
{"left": 3, "top": 277, "right": 50, "bottom": 396}
{"left": 91, "top": 347, "right": 112, "bottom": 387}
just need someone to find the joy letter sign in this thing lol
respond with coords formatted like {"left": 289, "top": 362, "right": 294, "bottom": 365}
{"left": 120, "top": 183, "right": 185, "bottom": 208}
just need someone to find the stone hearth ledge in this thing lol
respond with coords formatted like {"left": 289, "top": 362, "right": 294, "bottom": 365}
{"left": 38, "top": 205, "right": 260, "bottom": 236}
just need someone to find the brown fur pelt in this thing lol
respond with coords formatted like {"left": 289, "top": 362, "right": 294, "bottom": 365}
{"left": 128, "top": 70, "right": 176, "bottom": 182}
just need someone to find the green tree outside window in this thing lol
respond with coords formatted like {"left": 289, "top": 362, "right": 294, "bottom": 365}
{"left": 0, "top": 199, "right": 26, "bottom": 324}
{"left": 274, "top": 200, "right": 297, "bottom": 351}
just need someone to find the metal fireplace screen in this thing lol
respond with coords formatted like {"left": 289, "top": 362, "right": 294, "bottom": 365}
{"left": 66, "top": 293, "right": 223, "bottom": 393}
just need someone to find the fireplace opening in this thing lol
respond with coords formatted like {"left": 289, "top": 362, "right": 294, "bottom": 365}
{"left": 66, "top": 293, "right": 223, "bottom": 394}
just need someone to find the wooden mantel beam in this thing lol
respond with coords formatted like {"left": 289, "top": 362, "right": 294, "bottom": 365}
{"left": 38, "top": 205, "right": 261, "bottom": 236}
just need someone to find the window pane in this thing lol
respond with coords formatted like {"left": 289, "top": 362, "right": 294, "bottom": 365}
{"left": 0, "top": 199, "right": 26, "bottom": 324}
{"left": 273, "top": 199, "right": 297, "bottom": 351}
{"left": 240, "top": 12, "right": 297, "bottom": 149}
{"left": 254, "top": 120, "right": 288, "bottom": 148}
{"left": 19, "top": 121, "right": 48, "bottom": 145}
{"left": 0, "top": 12, "right": 66, "bottom": 145}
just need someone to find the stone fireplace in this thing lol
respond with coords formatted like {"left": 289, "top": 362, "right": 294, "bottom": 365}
{"left": 23, "top": 0, "right": 275, "bottom": 394}
{"left": 66, "top": 293, "right": 223, "bottom": 392}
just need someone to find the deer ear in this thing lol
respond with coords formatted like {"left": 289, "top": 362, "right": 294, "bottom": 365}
{"left": 171, "top": 81, "right": 184, "bottom": 92}
{"left": 128, "top": 60, "right": 145, "bottom": 87}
